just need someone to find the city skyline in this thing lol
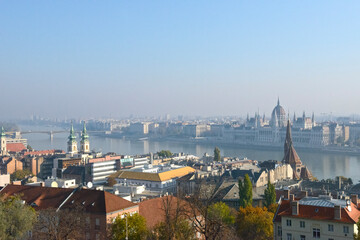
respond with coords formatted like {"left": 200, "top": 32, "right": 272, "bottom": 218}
{"left": 1, "top": 1, "right": 360, "bottom": 119}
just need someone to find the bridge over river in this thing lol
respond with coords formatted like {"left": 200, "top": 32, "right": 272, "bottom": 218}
{"left": 6, "top": 130, "right": 119, "bottom": 140}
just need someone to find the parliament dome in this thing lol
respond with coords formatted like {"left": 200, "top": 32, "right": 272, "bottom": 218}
{"left": 270, "top": 98, "right": 287, "bottom": 128}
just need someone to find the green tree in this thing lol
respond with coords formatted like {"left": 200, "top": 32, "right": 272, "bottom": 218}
{"left": 208, "top": 202, "right": 235, "bottom": 226}
{"left": 157, "top": 150, "right": 173, "bottom": 158}
{"left": 111, "top": 213, "right": 148, "bottom": 240}
{"left": 0, "top": 195, "right": 37, "bottom": 240}
{"left": 151, "top": 219, "right": 195, "bottom": 240}
{"left": 239, "top": 174, "right": 253, "bottom": 208}
{"left": 10, "top": 169, "right": 32, "bottom": 181}
{"left": 236, "top": 206, "right": 274, "bottom": 240}
{"left": 354, "top": 218, "right": 360, "bottom": 240}
{"left": 213, "top": 147, "right": 221, "bottom": 162}
{"left": 264, "top": 181, "right": 276, "bottom": 208}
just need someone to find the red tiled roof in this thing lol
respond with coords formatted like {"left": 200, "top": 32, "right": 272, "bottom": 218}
{"left": 274, "top": 199, "right": 360, "bottom": 224}
{"left": 6, "top": 143, "right": 26, "bottom": 153}
{"left": 62, "top": 189, "right": 137, "bottom": 214}
{"left": 0, "top": 184, "right": 73, "bottom": 210}
{"left": 23, "top": 149, "right": 63, "bottom": 156}
{"left": 0, "top": 185, "right": 137, "bottom": 214}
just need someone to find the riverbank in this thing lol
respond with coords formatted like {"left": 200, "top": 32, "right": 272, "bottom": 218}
{"left": 92, "top": 132, "right": 360, "bottom": 156}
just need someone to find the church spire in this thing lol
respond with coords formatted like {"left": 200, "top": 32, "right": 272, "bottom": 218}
{"left": 67, "top": 122, "right": 78, "bottom": 155}
{"left": 69, "top": 122, "right": 76, "bottom": 141}
{"left": 284, "top": 119, "right": 292, "bottom": 156}
{"left": 1, "top": 126, "right": 5, "bottom": 137}
{"left": 81, "top": 121, "right": 90, "bottom": 153}
{"left": 0, "top": 126, "right": 7, "bottom": 156}
{"left": 81, "top": 121, "right": 89, "bottom": 141}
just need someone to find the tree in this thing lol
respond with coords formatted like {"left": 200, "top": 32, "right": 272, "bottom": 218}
{"left": 149, "top": 195, "right": 195, "bottom": 240}
{"left": 151, "top": 219, "right": 195, "bottom": 240}
{"left": 107, "top": 176, "right": 117, "bottom": 187}
{"left": 157, "top": 150, "right": 173, "bottom": 158}
{"left": 354, "top": 218, "right": 360, "bottom": 240}
{"left": 207, "top": 202, "right": 236, "bottom": 239}
{"left": 264, "top": 181, "right": 276, "bottom": 208}
{"left": 213, "top": 147, "right": 221, "bottom": 162}
{"left": 0, "top": 195, "right": 37, "bottom": 240}
{"left": 32, "top": 205, "right": 88, "bottom": 240}
{"left": 236, "top": 206, "right": 274, "bottom": 240}
{"left": 10, "top": 169, "right": 32, "bottom": 181}
{"left": 111, "top": 213, "right": 147, "bottom": 240}
{"left": 239, "top": 174, "right": 252, "bottom": 208}
{"left": 184, "top": 184, "right": 238, "bottom": 240}
{"left": 208, "top": 202, "right": 235, "bottom": 226}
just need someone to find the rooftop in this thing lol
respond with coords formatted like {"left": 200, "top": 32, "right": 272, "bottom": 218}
{"left": 0, "top": 184, "right": 137, "bottom": 214}
{"left": 110, "top": 166, "right": 196, "bottom": 182}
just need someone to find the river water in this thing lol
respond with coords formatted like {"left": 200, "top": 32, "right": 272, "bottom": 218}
{"left": 19, "top": 124, "right": 360, "bottom": 183}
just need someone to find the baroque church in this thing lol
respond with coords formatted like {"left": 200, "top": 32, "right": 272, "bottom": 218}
{"left": 67, "top": 121, "right": 90, "bottom": 156}
{"left": 282, "top": 119, "right": 313, "bottom": 180}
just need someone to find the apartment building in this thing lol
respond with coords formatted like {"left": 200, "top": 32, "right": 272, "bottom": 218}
{"left": 274, "top": 193, "right": 360, "bottom": 240}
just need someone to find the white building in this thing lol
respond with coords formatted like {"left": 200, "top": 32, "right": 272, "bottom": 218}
{"left": 274, "top": 193, "right": 360, "bottom": 240}
{"left": 110, "top": 166, "right": 196, "bottom": 193}
{"left": 45, "top": 178, "right": 76, "bottom": 188}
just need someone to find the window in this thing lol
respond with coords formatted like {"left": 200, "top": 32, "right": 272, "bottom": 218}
{"left": 328, "top": 224, "right": 334, "bottom": 232}
{"left": 300, "top": 221, "right": 305, "bottom": 228}
{"left": 343, "top": 226, "right": 349, "bottom": 233}
{"left": 286, "top": 219, "right": 292, "bottom": 226}
{"left": 277, "top": 226, "right": 282, "bottom": 236}
{"left": 300, "top": 235, "right": 305, "bottom": 240}
{"left": 313, "top": 228, "right": 320, "bottom": 238}
{"left": 286, "top": 233, "right": 292, "bottom": 240}
{"left": 95, "top": 218, "right": 100, "bottom": 230}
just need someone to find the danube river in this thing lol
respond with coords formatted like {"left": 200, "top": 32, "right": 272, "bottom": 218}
{"left": 20, "top": 125, "right": 360, "bottom": 183}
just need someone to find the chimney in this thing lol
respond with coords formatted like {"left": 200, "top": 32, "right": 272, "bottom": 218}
{"left": 334, "top": 205, "right": 341, "bottom": 220}
{"left": 351, "top": 194, "right": 358, "bottom": 206}
{"left": 290, "top": 194, "right": 295, "bottom": 202}
{"left": 338, "top": 177, "right": 342, "bottom": 190}
{"left": 301, "top": 190, "right": 308, "bottom": 198}
{"left": 284, "top": 189, "right": 290, "bottom": 200}
{"left": 291, "top": 201, "right": 299, "bottom": 215}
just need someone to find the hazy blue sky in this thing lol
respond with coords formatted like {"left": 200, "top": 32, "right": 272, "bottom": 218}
{"left": 1, "top": 1, "right": 360, "bottom": 119}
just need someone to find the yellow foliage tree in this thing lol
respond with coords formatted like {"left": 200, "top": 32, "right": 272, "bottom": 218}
{"left": 236, "top": 206, "right": 274, "bottom": 240}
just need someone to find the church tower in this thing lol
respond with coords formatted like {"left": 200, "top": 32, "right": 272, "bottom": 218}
{"left": 0, "top": 127, "right": 7, "bottom": 156}
{"left": 80, "top": 121, "right": 90, "bottom": 153}
{"left": 67, "top": 123, "right": 78, "bottom": 155}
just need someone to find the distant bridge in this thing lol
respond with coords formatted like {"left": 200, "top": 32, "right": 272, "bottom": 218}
{"left": 6, "top": 130, "right": 117, "bottom": 140}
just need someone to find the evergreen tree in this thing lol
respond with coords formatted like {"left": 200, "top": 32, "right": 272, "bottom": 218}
{"left": 239, "top": 174, "right": 253, "bottom": 208}
{"left": 264, "top": 180, "right": 276, "bottom": 208}
{"left": 214, "top": 147, "right": 221, "bottom": 162}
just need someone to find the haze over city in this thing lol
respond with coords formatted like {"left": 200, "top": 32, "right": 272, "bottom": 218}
{"left": 1, "top": 1, "right": 360, "bottom": 119}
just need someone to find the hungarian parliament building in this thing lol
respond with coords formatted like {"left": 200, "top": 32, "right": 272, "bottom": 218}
{"left": 222, "top": 99, "right": 347, "bottom": 148}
